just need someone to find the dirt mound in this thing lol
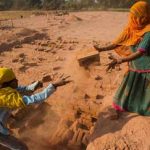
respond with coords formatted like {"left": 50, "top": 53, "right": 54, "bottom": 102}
{"left": 15, "top": 28, "right": 37, "bottom": 37}
{"left": 86, "top": 97, "right": 150, "bottom": 150}
{"left": 0, "top": 28, "right": 48, "bottom": 52}
{"left": 9, "top": 103, "right": 60, "bottom": 150}
{"left": 65, "top": 15, "right": 83, "bottom": 22}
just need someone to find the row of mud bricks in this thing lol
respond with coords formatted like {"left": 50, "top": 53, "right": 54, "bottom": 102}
{"left": 50, "top": 107, "right": 97, "bottom": 150}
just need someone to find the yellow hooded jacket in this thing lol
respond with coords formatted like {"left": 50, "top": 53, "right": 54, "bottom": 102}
{"left": 0, "top": 68, "right": 25, "bottom": 109}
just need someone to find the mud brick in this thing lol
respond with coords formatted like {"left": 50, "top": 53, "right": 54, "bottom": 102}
{"left": 78, "top": 103, "right": 91, "bottom": 114}
{"left": 81, "top": 119, "right": 93, "bottom": 129}
{"left": 61, "top": 130, "right": 74, "bottom": 143}
{"left": 69, "top": 130, "right": 79, "bottom": 145}
{"left": 40, "top": 42, "right": 48, "bottom": 47}
{"left": 84, "top": 93, "right": 90, "bottom": 100}
{"left": 12, "top": 59, "right": 19, "bottom": 63}
{"left": 42, "top": 75, "right": 52, "bottom": 82}
{"left": 77, "top": 50, "right": 100, "bottom": 66}
{"left": 82, "top": 132, "right": 89, "bottom": 146}
{"left": 76, "top": 129, "right": 85, "bottom": 145}
{"left": 95, "top": 75, "right": 102, "bottom": 80}
{"left": 96, "top": 94, "right": 104, "bottom": 100}
{"left": 53, "top": 66, "right": 61, "bottom": 71}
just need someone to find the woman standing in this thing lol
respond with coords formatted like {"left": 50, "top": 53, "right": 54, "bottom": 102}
{"left": 94, "top": 1, "right": 150, "bottom": 118}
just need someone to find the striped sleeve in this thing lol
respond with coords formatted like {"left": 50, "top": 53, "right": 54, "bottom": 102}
{"left": 138, "top": 32, "right": 150, "bottom": 55}
{"left": 22, "top": 84, "right": 56, "bottom": 105}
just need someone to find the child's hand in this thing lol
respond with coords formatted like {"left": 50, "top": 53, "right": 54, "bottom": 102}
{"left": 35, "top": 81, "right": 43, "bottom": 90}
{"left": 53, "top": 76, "right": 72, "bottom": 88}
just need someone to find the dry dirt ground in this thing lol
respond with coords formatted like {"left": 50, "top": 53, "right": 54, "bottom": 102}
{"left": 0, "top": 11, "right": 150, "bottom": 150}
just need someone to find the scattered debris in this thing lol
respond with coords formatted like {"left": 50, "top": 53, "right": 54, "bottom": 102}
{"left": 96, "top": 94, "right": 104, "bottom": 100}
{"left": 53, "top": 66, "right": 61, "bottom": 71}
{"left": 42, "top": 75, "right": 52, "bottom": 83}
{"left": 12, "top": 59, "right": 19, "bottom": 63}
{"left": 69, "top": 46, "right": 74, "bottom": 51}
{"left": 54, "top": 10, "right": 69, "bottom": 16}
{"left": 35, "top": 47, "right": 45, "bottom": 52}
{"left": 55, "top": 56, "right": 64, "bottom": 61}
{"left": 66, "top": 15, "right": 83, "bottom": 22}
{"left": 14, "top": 44, "right": 22, "bottom": 48}
{"left": 18, "top": 53, "right": 26, "bottom": 58}
{"left": 94, "top": 75, "right": 102, "bottom": 80}
{"left": 84, "top": 94, "right": 90, "bottom": 100}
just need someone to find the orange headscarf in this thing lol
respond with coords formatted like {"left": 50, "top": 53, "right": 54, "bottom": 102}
{"left": 114, "top": 1, "right": 150, "bottom": 56}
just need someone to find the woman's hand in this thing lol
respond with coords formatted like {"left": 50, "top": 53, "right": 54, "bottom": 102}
{"left": 106, "top": 51, "right": 143, "bottom": 72}
{"left": 93, "top": 43, "right": 105, "bottom": 52}
{"left": 93, "top": 42, "right": 119, "bottom": 52}
{"left": 106, "top": 60, "right": 117, "bottom": 72}
{"left": 106, "top": 58, "right": 123, "bottom": 72}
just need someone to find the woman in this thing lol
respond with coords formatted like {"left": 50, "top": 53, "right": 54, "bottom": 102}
{"left": 0, "top": 67, "right": 71, "bottom": 135}
{"left": 94, "top": 1, "right": 150, "bottom": 118}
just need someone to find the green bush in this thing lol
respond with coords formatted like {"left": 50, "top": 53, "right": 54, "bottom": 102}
{"left": 0, "top": 0, "right": 150, "bottom": 10}
{"left": 0, "top": 0, "right": 13, "bottom": 10}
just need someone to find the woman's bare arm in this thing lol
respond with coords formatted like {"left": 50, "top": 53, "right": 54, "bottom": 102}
{"left": 106, "top": 51, "right": 143, "bottom": 71}
{"left": 120, "top": 51, "right": 143, "bottom": 63}
{"left": 94, "top": 43, "right": 120, "bottom": 52}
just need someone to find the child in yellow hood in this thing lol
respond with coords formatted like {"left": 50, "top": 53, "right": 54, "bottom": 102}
{"left": 0, "top": 67, "right": 71, "bottom": 135}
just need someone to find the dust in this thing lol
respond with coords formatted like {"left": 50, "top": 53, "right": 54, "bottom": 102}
{"left": 0, "top": 10, "right": 150, "bottom": 150}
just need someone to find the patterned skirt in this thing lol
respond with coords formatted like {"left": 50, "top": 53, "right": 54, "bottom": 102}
{"left": 113, "top": 71, "right": 150, "bottom": 116}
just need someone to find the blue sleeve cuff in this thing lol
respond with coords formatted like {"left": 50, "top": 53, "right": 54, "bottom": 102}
{"left": 23, "top": 84, "right": 56, "bottom": 105}
{"left": 17, "top": 81, "right": 40, "bottom": 92}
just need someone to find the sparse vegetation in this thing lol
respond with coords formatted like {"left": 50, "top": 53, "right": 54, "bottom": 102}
{"left": 0, "top": 0, "right": 149, "bottom": 11}
{"left": 0, "top": 11, "right": 33, "bottom": 20}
